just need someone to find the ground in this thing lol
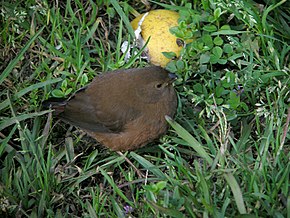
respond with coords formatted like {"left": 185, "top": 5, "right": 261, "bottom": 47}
{"left": 0, "top": 0, "right": 289, "bottom": 217}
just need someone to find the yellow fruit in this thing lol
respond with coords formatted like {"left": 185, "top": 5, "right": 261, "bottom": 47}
{"left": 131, "top": 10, "right": 182, "bottom": 67}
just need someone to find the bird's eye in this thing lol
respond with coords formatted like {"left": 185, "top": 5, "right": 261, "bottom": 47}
{"left": 155, "top": 83, "right": 163, "bottom": 89}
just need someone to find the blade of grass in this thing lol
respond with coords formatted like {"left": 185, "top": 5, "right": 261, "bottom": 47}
{"left": 194, "top": 160, "right": 210, "bottom": 209}
{"left": 130, "top": 152, "right": 167, "bottom": 179}
{"left": 287, "top": 195, "right": 290, "bottom": 218}
{"left": 147, "top": 200, "right": 185, "bottom": 218}
{"left": 0, "top": 26, "right": 44, "bottom": 85}
{"left": 123, "top": 36, "right": 150, "bottom": 68}
{"left": 0, "top": 110, "right": 51, "bottom": 132}
{"left": 166, "top": 116, "right": 213, "bottom": 165}
{"left": 0, "top": 125, "right": 17, "bottom": 155}
{"left": 98, "top": 167, "right": 133, "bottom": 207}
{"left": 223, "top": 173, "right": 247, "bottom": 214}
{"left": 84, "top": 18, "right": 102, "bottom": 44}
{"left": 0, "top": 78, "right": 62, "bottom": 110}
{"left": 110, "top": 0, "right": 135, "bottom": 38}
{"left": 115, "top": 19, "right": 123, "bottom": 62}
{"left": 211, "top": 30, "right": 250, "bottom": 35}
{"left": 261, "top": 0, "right": 287, "bottom": 35}
{"left": 86, "top": 200, "right": 98, "bottom": 218}
{"left": 110, "top": 196, "right": 125, "bottom": 218}
{"left": 149, "top": 0, "right": 190, "bottom": 11}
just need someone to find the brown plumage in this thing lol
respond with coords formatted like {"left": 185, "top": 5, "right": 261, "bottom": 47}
{"left": 44, "top": 66, "right": 177, "bottom": 151}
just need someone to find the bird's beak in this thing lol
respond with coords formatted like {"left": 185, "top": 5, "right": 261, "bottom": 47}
{"left": 168, "top": 72, "right": 178, "bottom": 83}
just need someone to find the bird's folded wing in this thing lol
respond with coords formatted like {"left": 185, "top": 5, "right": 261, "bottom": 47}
{"left": 59, "top": 86, "right": 141, "bottom": 133}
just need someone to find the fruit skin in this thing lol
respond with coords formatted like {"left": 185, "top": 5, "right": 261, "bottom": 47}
{"left": 131, "top": 10, "right": 181, "bottom": 67}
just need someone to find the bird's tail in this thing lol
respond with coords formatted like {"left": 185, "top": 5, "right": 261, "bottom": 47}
{"left": 42, "top": 98, "right": 67, "bottom": 115}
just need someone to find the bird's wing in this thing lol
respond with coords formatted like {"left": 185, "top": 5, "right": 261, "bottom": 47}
{"left": 59, "top": 85, "right": 141, "bottom": 133}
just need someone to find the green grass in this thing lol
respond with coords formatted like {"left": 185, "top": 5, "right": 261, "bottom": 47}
{"left": 0, "top": 0, "right": 289, "bottom": 217}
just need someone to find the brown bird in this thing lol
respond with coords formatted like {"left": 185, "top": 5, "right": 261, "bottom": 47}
{"left": 44, "top": 66, "right": 177, "bottom": 151}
